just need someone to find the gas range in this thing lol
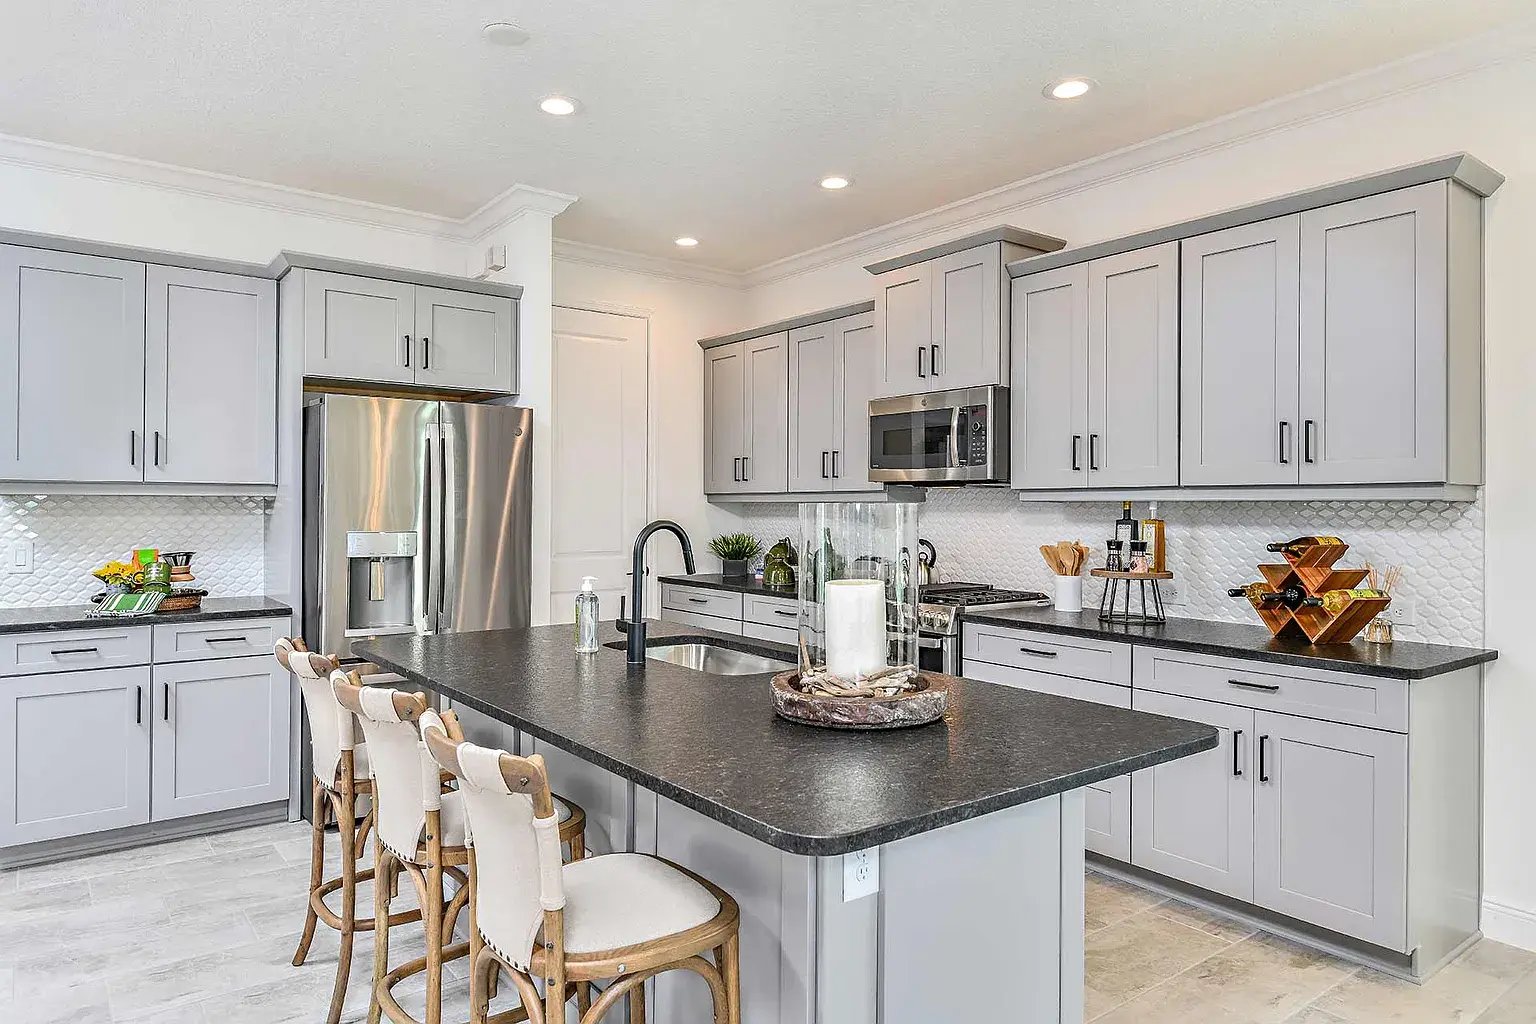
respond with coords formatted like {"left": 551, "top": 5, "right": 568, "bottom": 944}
{"left": 917, "top": 582, "right": 1050, "bottom": 637}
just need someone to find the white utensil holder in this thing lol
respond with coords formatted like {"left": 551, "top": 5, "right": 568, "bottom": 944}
{"left": 1054, "top": 574, "right": 1083, "bottom": 613}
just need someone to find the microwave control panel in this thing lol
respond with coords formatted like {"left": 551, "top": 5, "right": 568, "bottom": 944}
{"left": 958, "top": 405, "right": 989, "bottom": 465}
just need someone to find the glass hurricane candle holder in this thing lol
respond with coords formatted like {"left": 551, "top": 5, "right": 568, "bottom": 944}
{"left": 797, "top": 501, "right": 920, "bottom": 679}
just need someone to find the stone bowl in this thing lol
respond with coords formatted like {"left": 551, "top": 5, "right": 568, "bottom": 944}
{"left": 769, "top": 670, "right": 951, "bottom": 730}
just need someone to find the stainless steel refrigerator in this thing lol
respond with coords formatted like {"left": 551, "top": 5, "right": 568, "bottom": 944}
{"left": 302, "top": 394, "right": 533, "bottom": 659}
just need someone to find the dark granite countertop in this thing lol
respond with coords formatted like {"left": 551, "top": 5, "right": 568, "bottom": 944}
{"left": 961, "top": 607, "right": 1495, "bottom": 680}
{"left": 658, "top": 573, "right": 797, "bottom": 597}
{"left": 0, "top": 596, "right": 293, "bottom": 635}
{"left": 355, "top": 619, "right": 1216, "bottom": 856}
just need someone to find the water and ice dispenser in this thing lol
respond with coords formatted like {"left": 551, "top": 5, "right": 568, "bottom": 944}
{"left": 345, "top": 531, "right": 418, "bottom": 636}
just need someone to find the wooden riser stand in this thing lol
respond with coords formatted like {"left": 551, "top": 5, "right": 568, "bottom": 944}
{"left": 1252, "top": 542, "right": 1390, "bottom": 645}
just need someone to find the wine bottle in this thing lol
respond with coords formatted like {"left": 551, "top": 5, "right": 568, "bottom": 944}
{"left": 1115, "top": 501, "right": 1137, "bottom": 554}
{"left": 1321, "top": 588, "right": 1390, "bottom": 614}
{"left": 1265, "top": 536, "right": 1343, "bottom": 558}
{"left": 1228, "top": 583, "right": 1319, "bottom": 609}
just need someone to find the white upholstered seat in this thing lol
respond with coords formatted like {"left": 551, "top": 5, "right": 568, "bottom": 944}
{"left": 558, "top": 853, "right": 720, "bottom": 955}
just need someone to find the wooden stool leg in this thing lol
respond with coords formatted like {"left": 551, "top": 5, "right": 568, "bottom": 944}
{"left": 354, "top": 807, "right": 374, "bottom": 861}
{"left": 469, "top": 947, "right": 492, "bottom": 1024}
{"left": 575, "top": 981, "right": 592, "bottom": 1017}
{"left": 368, "top": 846, "right": 393, "bottom": 1024}
{"left": 722, "top": 933, "right": 741, "bottom": 1024}
{"left": 425, "top": 862, "right": 445, "bottom": 1024}
{"left": 569, "top": 830, "right": 585, "bottom": 861}
{"left": 326, "top": 787, "right": 357, "bottom": 1024}
{"left": 292, "top": 776, "right": 327, "bottom": 967}
{"left": 628, "top": 983, "right": 647, "bottom": 1024}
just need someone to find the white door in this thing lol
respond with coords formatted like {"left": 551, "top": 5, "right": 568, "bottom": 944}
{"left": 549, "top": 307, "right": 649, "bottom": 624}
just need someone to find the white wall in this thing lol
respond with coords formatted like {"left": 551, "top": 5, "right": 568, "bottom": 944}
{"left": 730, "top": 52, "right": 1536, "bottom": 948}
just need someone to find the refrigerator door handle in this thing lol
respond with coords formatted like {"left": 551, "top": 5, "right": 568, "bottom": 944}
{"left": 438, "top": 424, "right": 455, "bottom": 633}
{"left": 420, "top": 426, "right": 437, "bottom": 634}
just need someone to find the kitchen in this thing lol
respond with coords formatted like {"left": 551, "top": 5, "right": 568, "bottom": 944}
{"left": 3, "top": 4, "right": 1536, "bottom": 1024}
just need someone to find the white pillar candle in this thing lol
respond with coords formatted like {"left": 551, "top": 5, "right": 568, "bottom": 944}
{"left": 824, "top": 578, "right": 887, "bottom": 679}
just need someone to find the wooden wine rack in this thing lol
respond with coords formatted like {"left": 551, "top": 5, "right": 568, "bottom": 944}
{"left": 1247, "top": 541, "right": 1390, "bottom": 645}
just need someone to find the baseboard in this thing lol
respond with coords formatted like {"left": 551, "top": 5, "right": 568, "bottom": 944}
{"left": 0, "top": 801, "right": 288, "bottom": 870}
{"left": 1482, "top": 897, "right": 1536, "bottom": 952}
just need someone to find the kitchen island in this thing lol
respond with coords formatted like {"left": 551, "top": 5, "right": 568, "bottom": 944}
{"left": 356, "top": 619, "right": 1215, "bottom": 1023}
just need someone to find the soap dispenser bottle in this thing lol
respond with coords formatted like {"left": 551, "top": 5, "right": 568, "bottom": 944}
{"left": 574, "top": 576, "right": 600, "bottom": 654}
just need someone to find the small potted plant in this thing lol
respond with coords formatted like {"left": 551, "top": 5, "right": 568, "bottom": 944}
{"left": 709, "top": 533, "right": 762, "bottom": 579}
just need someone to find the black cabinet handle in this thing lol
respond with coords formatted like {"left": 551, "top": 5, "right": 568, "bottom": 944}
{"left": 1278, "top": 421, "right": 1290, "bottom": 465}
{"left": 130, "top": 429, "right": 137, "bottom": 467}
{"left": 822, "top": 451, "right": 830, "bottom": 479}
{"left": 1071, "top": 435, "right": 1081, "bottom": 472}
{"left": 1232, "top": 729, "right": 1243, "bottom": 777}
{"left": 1088, "top": 434, "right": 1100, "bottom": 471}
{"left": 203, "top": 636, "right": 248, "bottom": 645}
{"left": 422, "top": 337, "right": 431, "bottom": 369}
{"left": 402, "top": 334, "right": 411, "bottom": 368}
{"left": 135, "top": 685, "right": 143, "bottom": 725}
{"left": 163, "top": 683, "right": 171, "bottom": 722}
{"left": 930, "top": 344, "right": 941, "bottom": 376}
{"left": 1303, "top": 420, "right": 1316, "bottom": 464}
{"left": 1018, "top": 646, "right": 1058, "bottom": 659}
{"left": 917, "top": 346, "right": 927, "bottom": 378}
{"left": 687, "top": 598, "right": 709, "bottom": 605}
{"left": 832, "top": 450, "right": 840, "bottom": 478}
{"left": 1228, "top": 678, "right": 1280, "bottom": 693}
{"left": 732, "top": 457, "right": 741, "bottom": 482}
{"left": 50, "top": 646, "right": 100, "bottom": 656}
{"left": 772, "top": 609, "right": 797, "bottom": 618}
{"left": 1258, "top": 735, "right": 1270, "bottom": 783}
{"left": 742, "top": 456, "right": 749, "bottom": 481}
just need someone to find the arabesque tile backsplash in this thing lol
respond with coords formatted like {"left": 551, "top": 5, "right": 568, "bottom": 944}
{"left": 0, "top": 494, "right": 268, "bottom": 606}
{"left": 730, "top": 489, "right": 1484, "bottom": 646}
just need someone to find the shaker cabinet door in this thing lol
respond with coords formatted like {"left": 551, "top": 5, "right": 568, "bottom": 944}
{"left": 1131, "top": 691, "right": 1256, "bottom": 901}
{"left": 1011, "top": 264, "right": 1089, "bottom": 489}
{"left": 1180, "top": 216, "right": 1302, "bottom": 486}
{"left": 0, "top": 666, "right": 152, "bottom": 846}
{"left": 741, "top": 331, "right": 789, "bottom": 493}
{"left": 412, "top": 286, "right": 516, "bottom": 394}
{"left": 1251, "top": 711, "right": 1408, "bottom": 950}
{"left": 929, "top": 243, "right": 1003, "bottom": 390}
{"left": 144, "top": 266, "right": 276, "bottom": 486}
{"left": 1299, "top": 183, "right": 1447, "bottom": 485}
{"left": 1086, "top": 243, "right": 1179, "bottom": 488}
{"left": 787, "top": 322, "right": 839, "bottom": 492}
{"left": 835, "top": 312, "right": 879, "bottom": 491}
{"left": 0, "top": 246, "right": 146, "bottom": 483}
{"left": 302, "top": 270, "right": 417, "bottom": 385}
{"left": 874, "top": 263, "right": 932, "bottom": 398}
{"left": 703, "top": 342, "right": 746, "bottom": 494}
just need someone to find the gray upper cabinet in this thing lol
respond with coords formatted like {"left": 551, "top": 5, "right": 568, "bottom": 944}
{"left": 145, "top": 266, "right": 277, "bottom": 486}
{"left": 788, "top": 311, "right": 879, "bottom": 493}
{"left": 1252, "top": 711, "right": 1407, "bottom": 949}
{"left": 836, "top": 313, "right": 879, "bottom": 491}
{"left": 412, "top": 286, "right": 516, "bottom": 393}
{"left": 873, "top": 263, "right": 932, "bottom": 398}
{"left": 302, "top": 270, "right": 417, "bottom": 385}
{"left": 1180, "top": 216, "right": 1302, "bottom": 486}
{"left": 704, "top": 342, "right": 746, "bottom": 494}
{"left": 742, "top": 332, "right": 789, "bottom": 493}
{"left": 1299, "top": 183, "right": 1449, "bottom": 485}
{"left": 1012, "top": 243, "right": 1177, "bottom": 489}
{"left": 0, "top": 246, "right": 146, "bottom": 483}
{"left": 929, "top": 245, "right": 1004, "bottom": 390}
{"left": 1086, "top": 244, "right": 1179, "bottom": 488}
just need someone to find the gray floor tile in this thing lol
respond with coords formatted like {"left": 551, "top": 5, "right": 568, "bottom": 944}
{"left": 204, "top": 821, "right": 309, "bottom": 854}
{"left": 88, "top": 846, "right": 288, "bottom": 906}
{"left": 17, "top": 835, "right": 213, "bottom": 891}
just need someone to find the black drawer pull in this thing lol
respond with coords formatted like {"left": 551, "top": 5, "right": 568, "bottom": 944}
{"left": 50, "top": 646, "right": 101, "bottom": 656}
{"left": 1018, "top": 646, "right": 1058, "bottom": 659}
{"left": 1232, "top": 728, "right": 1243, "bottom": 778}
{"left": 203, "top": 636, "right": 249, "bottom": 645}
{"left": 136, "top": 685, "right": 143, "bottom": 725}
{"left": 772, "top": 609, "right": 797, "bottom": 618}
{"left": 1258, "top": 734, "right": 1270, "bottom": 783}
{"left": 687, "top": 598, "right": 709, "bottom": 605}
{"left": 1228, "top": 678, "right": 1280, "bottom": 693}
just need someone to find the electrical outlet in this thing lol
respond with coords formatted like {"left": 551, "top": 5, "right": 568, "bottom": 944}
{"left": 1387, "top": 598, "right": 1417, "bottom": 626}
{"left": 1160, "top": 580, "right": 1185, "bottom": 606}
{"left": 842, "top": 848, "right": 879, "bottom": 902}
{"left": 7, "top": 539, "right": 32, "bottom": 574}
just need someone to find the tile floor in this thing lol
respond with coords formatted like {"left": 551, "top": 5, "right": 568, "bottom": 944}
{"left": 3, "top": 821, "right": 1533, "bottom": 1023}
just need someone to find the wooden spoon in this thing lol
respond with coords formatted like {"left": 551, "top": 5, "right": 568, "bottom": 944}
{"left": 1039, "top": 544, "right": 1062, "bottom": 575}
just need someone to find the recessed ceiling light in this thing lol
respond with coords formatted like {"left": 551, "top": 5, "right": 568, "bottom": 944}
{"left": 1044, "top": 77, "right": 1094, "bottom": 100}
{"left": 539, "top": 96, "right": 578, "bottom": 116}
{"left": 481, "top": 22, "right": 530, "bottom": 46}
{"left": 674, "top": 237, "right": 699, "bottom": 248}
{"left": 820, "top": 175, "right": 851, "bottom": 191}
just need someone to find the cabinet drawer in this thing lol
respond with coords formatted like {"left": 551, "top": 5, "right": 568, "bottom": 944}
{"left": 1134, "top": 647, "right": 1407, "bottom": 733}
{"left": 152, "top": 616, "right": 292, "bottom": 664}
{"left": 964, "top": 659, "right": 1130, "bottom": 710}
{"left": 743, "top": 593, "right": 799, "bottom": 629}
{"left": 659, "top": 607, "right": 742, "bottom": 636}
{"left": 0, "top": 627, "right": 151, "bottom": 676}
{"left": 661, "top": 585, "right": 743, "bottom": 621}
{"left": 962, "top": 623, "right": 1131, "bottom": 685}
{"left": 741, "top": 620, "right": 797, "bottom": 647}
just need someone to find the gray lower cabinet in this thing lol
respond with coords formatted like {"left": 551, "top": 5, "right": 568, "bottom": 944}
{"left": 0, "top": 665, "right": 152, "bottom": 846}
{"left": 1251, "top": 711, "right": 1407, "bottom": 950}
{"left": 527, "top": 736, "right": 633, "bottom": 858}
{"left": 1012, "top": 242, "right": 1178, "bottom": 490}
{"left": 412, "top": 285, "right": 516, "bottom": 393}
{"left": 1130, "top": 690, "right": 1254, "bottom": 901}
{"left": 788, "top": 311, "right": 879, "bottom": 493}
{"left": 0, "top": 246, "right": 146, "bottom": 483}
{"left": 150, "top": 656, "right": 291, "bottom": 821}
{"left": 704, "top": 333, "right": 788, "bottom": 494}
{"left": 145, "top": 266, "right": 277, "bottom": 486}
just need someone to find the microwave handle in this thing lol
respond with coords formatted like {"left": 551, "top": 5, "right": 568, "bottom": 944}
{"left": 948, "top": 406, "right": 961, "bottom": 468}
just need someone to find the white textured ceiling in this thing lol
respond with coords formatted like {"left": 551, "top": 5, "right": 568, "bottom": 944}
{"left": 2, "top": 1, "right": 1530, "bottom": 271}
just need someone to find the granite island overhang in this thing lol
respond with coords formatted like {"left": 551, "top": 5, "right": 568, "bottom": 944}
{"left": 356, "top": 619, "right": 1216, "bottom": 1023}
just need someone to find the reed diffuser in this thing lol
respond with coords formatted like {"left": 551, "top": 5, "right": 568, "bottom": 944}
{"left": 1362, "top": 562, "right": 1403, "bottom": 644}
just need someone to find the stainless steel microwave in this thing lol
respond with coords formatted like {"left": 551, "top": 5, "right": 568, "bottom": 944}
{"left": 868, "top": 385, "right": 1009, "bottom": 484}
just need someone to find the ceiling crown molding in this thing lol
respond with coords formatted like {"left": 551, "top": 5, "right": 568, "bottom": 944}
{"left": 463, "top": 182, "right": 579, "bottom": 239}
{"left": 741, "top": 22, "right": 1536, "bottom": 289}
{"left": 551, "top": 238, "right": 746, "bottom": 290}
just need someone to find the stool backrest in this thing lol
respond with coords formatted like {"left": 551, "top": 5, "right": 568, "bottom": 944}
{"left": 274, "top": 637, "right": 349, "bottom": 787}
{"left": 332, "top": 671, "right": 432, "bottom": 859}
{"left": 422, "top": 718, "right": 565, "bottom": 972}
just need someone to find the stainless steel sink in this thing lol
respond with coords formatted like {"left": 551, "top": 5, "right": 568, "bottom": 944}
{"left": 642, "top": 642, "right": 793, "bottom": 676}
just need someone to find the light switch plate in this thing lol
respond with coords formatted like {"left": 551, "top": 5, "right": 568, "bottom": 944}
{"left": 843, "top": 848, "right": 879, "bottom": 902}
{"left": 7, "top": 539, "right": 33, "bottom": 574}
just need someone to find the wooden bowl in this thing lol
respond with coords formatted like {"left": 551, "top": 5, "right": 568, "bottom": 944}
{"left": 769, "top": 670, "right": 950, "bottom": 730}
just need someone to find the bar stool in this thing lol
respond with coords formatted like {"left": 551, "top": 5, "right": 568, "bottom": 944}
{"left": 333, "top": 673, "right": 587, "bottom": 1024}
{"left": 275, "top": 638, "right": 422, "bottom": 1024}
{"left": 421, "top": 718, "right": 743, "bottom": 1024}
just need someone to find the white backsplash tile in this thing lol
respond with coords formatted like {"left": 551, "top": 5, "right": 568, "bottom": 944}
{"left": 0, "top": 494, "right": 268, "bottom": 606}
{"left": 730, "top": 490, "right": 1484, "bottom": 646}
